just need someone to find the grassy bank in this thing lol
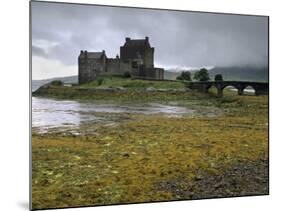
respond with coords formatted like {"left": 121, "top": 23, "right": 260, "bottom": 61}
{"left": 32, "top": 91, "right": 268, "bottom": 209}
{"left": 33, "top": 86, "right": 193, "bottom": 102}
{"left": 32, "top": 77, "right": 192, "bottom": 102}
{"left": 80, "top": 76, "right": 185, "bottom": 89}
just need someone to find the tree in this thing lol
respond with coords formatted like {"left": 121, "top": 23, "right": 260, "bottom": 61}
{"left": 215, "top": 74, "right": 223, "bottom": 81}
{"left": 193, "top": 68, "right": 210, "bottom": 81}
{"left": 176, "top": 71, "right": 192, "bottom": 81}
{"left": 50, "top": 80, "right": 63, "bottom": 86}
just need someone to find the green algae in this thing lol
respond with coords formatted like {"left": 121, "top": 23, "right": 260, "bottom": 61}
{"left": 32, "top": 91, "right": 268, "bottom": 209}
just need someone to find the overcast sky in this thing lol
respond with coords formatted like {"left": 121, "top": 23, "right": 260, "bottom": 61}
{"left": 31, "top": 1, "right": 268, "bottom": 80}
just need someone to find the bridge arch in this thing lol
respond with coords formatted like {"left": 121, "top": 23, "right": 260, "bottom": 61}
{"left": 243, "top": 85, "right": 256, "bottom": 95}
{"left": 187, "top": 81, "right": 268, "bottom": 97}
{"left": 221, "top": 83, "right": 249, "bottom": 96}
{"left": 220, "top": 85, "right": 241, "bottom": 95}
{"left": 221, "top": 84, "right": 241, "bottom": 90}
{"left": 217, "top": 83, "right": 258, "bottom": 96}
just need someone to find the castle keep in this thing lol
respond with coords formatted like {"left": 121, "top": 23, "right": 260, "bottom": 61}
{"left": 78, "top": 37, "right": 164, "bottom": 84}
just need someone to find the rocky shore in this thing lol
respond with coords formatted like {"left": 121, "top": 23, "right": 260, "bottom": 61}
{"left": 157, "top": 158, "right": 269, "bottom": 200}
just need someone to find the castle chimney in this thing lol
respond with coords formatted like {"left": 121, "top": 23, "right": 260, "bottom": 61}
{"left": 102, "top": 50, "right": 105, "bottom": 54}
{"left": 80, "top": 50, "right": 83, "bottom": 54}
{"left": 145, "top": 36, "right": 149, "bottom": 41}
{"left": 125, "top": 37, "right": 130, "bottom": 42}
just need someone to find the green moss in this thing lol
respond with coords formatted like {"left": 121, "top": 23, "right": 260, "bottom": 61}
{"left": 33, "top": 87, "right": 194, "bottom": 102}
{"left": 32, "top": 94, "right": 268, "bottom": 209}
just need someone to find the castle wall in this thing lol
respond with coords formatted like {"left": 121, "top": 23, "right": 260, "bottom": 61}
{"left": 78, "top": 57, "right": 106, "bottom": 84}
{"left": 78, "top": 58, "right": 94, "bottom": 84}
{"left": 132, "top": 66, "right": 164, "bottom": 80}
{"left": 121, "top": 48, "right": 153, "bottom": 66}
{"left": 120, "top": 46, "right": 154, "bottom": 68}
{"left": 119, "top": 61, "right": 132, "bottom": 73}
{"left": 106, "top": 59, "right": 119, "bottom": 74}
{"left": 105, "top": 59, "right": 132, "bottom": 75}
{"left": 144, "top": 48, "right": 154, "bottom": 68}
{"left": 120, "top": 46, "right": 144, "bottom": 62}
{"left": 155, "top": 68, "right": 164, "bottom": 80}
{"left": 119, "top": 46, "right": 131, "bottom": 61}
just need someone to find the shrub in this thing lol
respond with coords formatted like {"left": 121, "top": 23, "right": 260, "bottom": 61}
{"left": 176, "top": 75, "right": 183, "bottom": 80}
{"left": 123, "top": 71, "right": 131, "bottom": 78}
{"left": 97, "top": 78, "right": 104, "bottom": 85}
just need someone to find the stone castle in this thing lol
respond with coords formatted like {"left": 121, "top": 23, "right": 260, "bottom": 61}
{"left": 78, "top": 37, "right": 164, "bottom": 84}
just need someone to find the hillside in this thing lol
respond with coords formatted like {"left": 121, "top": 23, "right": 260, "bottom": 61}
{"left": 32, "top": 75, "right": 78, "bottom": 91}
{"left": 164, "top": 66, "right": 268, "bottom": 82}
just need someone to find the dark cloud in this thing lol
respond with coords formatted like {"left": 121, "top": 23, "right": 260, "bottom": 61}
{"left": 31, "top": 1, "right": 268, "bottom": 69}
{"left": 32, "top": 45, "right": 47, "bottom": 57}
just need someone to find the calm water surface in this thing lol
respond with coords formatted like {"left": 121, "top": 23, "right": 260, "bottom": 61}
{"left": 32, "top": 97, "right": 194, "bottom": 134}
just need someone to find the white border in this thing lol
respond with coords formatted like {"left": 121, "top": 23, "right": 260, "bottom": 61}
{"left": 1, "top": 0, "right": 280, "bottom": 210}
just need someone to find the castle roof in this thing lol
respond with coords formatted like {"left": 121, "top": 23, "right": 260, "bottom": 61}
{"left": 123, "top": 37, "right": 151, "bottom": 48}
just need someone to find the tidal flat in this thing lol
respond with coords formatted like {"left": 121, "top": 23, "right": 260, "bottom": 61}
{"left": 32, "top": 90, "right": 268, "bottom": 209}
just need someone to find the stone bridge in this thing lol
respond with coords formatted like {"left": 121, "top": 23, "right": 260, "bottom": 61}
{"left": 187, "top": 81, "right": 269, "bottom": 97}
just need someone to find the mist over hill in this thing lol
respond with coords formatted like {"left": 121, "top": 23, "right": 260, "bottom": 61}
{"left": 32, "top": 65, "right": 268, "bottom": 92}
{"left": 208, "top": 66, "right": 268, "bottom": 82}
{"left": 164, "top": 66, "right": 268, "bottom": 82}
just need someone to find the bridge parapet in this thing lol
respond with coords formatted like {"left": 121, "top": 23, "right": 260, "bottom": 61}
{"left": 186, "top": 81, "right": 268, "bottom": 97}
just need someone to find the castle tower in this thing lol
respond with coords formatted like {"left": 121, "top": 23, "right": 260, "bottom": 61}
{"left": 78, "top": 50, "right": 107, "bottom": 84}
{"left": 120, "top": 36, "right": 154, "bottom": 68}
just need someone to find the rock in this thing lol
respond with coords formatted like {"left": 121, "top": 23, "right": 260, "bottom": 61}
{"left": 116, "top": 86, "right": 127, "bottom": 91}
{"left": 157, "top": 88, "right": 169, "bottom": 92}
{"left": 146, "top": 87, "right": 156, "bottom": 91}
{"left": 156, "top": 159, "right": 268, "bottom": 200}
{"left": 194, "top": 175, "right": 203, "bottom": 181}
{"left": 214, "top": 182, "right": 225, "bottom": 189}
{"left": 123, "top": 153, "right": 130, "bottom": 158}
{"left": 176, "top": 88, "right": 187, "bottom": 92}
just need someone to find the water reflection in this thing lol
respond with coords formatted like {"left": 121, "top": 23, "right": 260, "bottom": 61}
{"left": 32, "top": 97, "right": 194, "bottom": 134}
{"left": 228, "top": 87, "right": 255, "bottom": 94}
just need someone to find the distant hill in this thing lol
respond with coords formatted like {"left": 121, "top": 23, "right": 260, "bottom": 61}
{"left": 164, "top": 70, "right": 181, "bottom": 80}
{"left": 164, "top": 66, "right": 268, "bottom": 82}
{"left": 208, "top": 66, "right": 268, "bottom": 82}
{"left": 32, "top": 75, "right": 78, "bottom": 91}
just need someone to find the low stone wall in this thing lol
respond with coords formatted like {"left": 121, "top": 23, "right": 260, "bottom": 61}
{"left": 132, "top": 66, "right": 164, "bottom": 80}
